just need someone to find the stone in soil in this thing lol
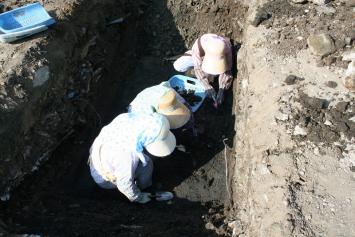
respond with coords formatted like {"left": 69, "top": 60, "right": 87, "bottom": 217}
{"left": 275, "top": 112, "right": 289, "bottom": 121}
{"left": 310, "top": 0, "right": 331, "bottom": 5}
{"left": 315, "top": 5, "right": 336, "bottom": 15}
{"left": 290, "top": 0, "right": 307, "bottom": 3}
{"left": 285, "top": 75, "right": 305, "bottom": 85}
{"left": 335, "top": 39, "right": 346, "bottom": 50}
{"left": 33, "top": 66, "right": 50, "bottom": 87}
{"left": 325, "top": 81, "right": 337, "bottom": 88}
{"left": 344, "top": 61, "right": 355, "bottom": 91}
{"left": 307, "top": 33, "right": 335, "bottom": 57}
{"left": 294, "top": 125, "right": 307, "bottom": 136}
{"left": 299, "top": 92, "right": 328, "bottom": 109}
{"left": 251, "top": 8, "right": 271, "bottom": 27}
{"left": 335, "top": 101, "right": 349, "bottom": 113}
{"left": 344, "top": 75, "right": 355, "bottom": 91}
{"left": 345, "top": 37, "right": 352, "bottom": 46}
{"left": 323, "top": 56, "right": 335, "bottom": 66}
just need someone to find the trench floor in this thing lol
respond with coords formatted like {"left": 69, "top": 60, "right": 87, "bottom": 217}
{"left": 0, "top": 0, "right": 236, "bottom": 235}
{"left": 1, "top": 53, "right": 235, "bottom": 237}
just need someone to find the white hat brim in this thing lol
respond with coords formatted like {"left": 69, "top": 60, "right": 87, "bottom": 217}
{"left": 145, "top": 131, "right": 176, "bottom": 157}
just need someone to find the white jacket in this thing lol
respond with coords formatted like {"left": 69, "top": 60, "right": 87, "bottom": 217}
{"left": 89, "top": 113, "right": 163, "bottom": 201}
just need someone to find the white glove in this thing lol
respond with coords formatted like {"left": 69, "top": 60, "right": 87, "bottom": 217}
{"left": 134, "top": 192, "right": 151, "bottom": 204}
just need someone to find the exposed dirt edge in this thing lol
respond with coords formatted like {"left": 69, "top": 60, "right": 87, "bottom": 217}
{"left": 0, "top": 0, "right": 132, "bottom": 200}
{"left": 230, "top": 0, "right": 355, "bottom": 236}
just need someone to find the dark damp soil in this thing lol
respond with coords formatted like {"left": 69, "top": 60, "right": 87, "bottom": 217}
{"left": 294, "top": 91, "right": 355, "bottom": 144}
{"left": 0, "top": 0, "right": 242, "bottom": 236}
{"left": 287, "top": 90, "right": 355, "bottom": 159}
{"left": 174, "top": 87, "right": 203, "bottom": 106}
{"left": 0, "top": 59, "right": 235, "bottom": 237}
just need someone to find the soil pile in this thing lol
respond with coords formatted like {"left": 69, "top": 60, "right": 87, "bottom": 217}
{"left": 174, "top": 87, "right": 203, "bottom": 106}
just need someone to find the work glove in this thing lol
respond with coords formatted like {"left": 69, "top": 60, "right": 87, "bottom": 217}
{"left": 134, "top": 192, "right": 151, "bottom": 204}
{"left": 205, "top": 88, "right": 217, "bottom": 102}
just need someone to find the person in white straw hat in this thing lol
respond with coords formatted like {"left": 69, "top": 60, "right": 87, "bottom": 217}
{"left": 129, "top": 81, "right": 196, "bottom": 134}
{"left": 88, "top": 112, "right": 176, "bottom": 204}
{"left": 173, "top": 33, "right": 233, "bottom": 108}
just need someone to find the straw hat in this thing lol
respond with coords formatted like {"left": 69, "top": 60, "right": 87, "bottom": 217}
{"left": 156, "top": 89, "right": 191, "bottom": 129}
{"left": 145, "top": 116, "right": 176, "bottom": 157}
{"left": 201, "top": 37, "right": 227, "bottom": 75}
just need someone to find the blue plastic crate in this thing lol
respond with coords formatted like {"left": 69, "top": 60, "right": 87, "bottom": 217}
{"left": 0, "top": 25, "right": 49, "bottom": 43}
{"left": 168, "top": 75, "right": 206, "bottom": 112}
{"left": 0, "top": 2, "right": 55, "bottom": 34}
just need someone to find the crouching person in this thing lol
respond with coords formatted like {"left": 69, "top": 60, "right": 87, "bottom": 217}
{"left": 173, "top": 33, "right": 233, "bottom": 108}
{"left": 129, "top": 84, "right": 191, "bottom": 129}
{"left": 129, "top": 83, "right": 197, "bottom": 136}
{"left": 88, "top": 112, "right": 176, "bottom": 204}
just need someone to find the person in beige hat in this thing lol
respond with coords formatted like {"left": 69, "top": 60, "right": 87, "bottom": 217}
{"left": 156, "top": 89, "right": 191, "bottom": 129}
{"left": 88, "top": 112, "right": 176, "bottom": 204}
{"left": 173, "top": 33, "right": 233, "bottom": 108}
{"left": 129, "top": 82, "right": 192, "bottom": 130}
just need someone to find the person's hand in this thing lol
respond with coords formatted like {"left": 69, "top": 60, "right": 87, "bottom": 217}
{"left": 205, "top": 88, "right": 217, "bottom": 102}
{"left": 134, "top": 192, "right": 151, "bottom": 204}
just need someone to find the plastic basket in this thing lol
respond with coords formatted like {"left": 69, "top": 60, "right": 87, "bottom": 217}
{"left": 0, "top": 25, "right": 48, "bottom": 43}
{"left": 0, "top": 3, "right": 55, "bottom": 34}
{"left": 168, "top": 75, "right": 206, "bottom": 112}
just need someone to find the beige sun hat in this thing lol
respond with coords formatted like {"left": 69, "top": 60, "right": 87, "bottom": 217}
{"left": 156, "top": 89, "right": 191, "bottom": 129}
{"left": 145, "top": 116, "right": 176, "bottom": 157}
{"left": 201, "top": 37, "right": 228, "bottom": 75}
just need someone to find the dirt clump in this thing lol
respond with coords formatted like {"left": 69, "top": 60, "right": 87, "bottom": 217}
{"left": 174, "top": 87, "right": 202, "bottom": 106}
{"left": 251, "top": 8, "right": 271, "bottom": 27}
{"left": 325, "top": 80, "right": 338, "bottom": 88}
{"left": 296, "top": 92, "right": 354, "bottom": 143}
{"left": 278, "top": 89, "right": 355, "bottom": 155}
{"left": 284, "top": 75, "right": 305, "bottom": 85}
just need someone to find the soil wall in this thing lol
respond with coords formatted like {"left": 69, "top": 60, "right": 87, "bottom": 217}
{"left": 0, "top": 0, "right": 133, "bottom": 199}
{"left": 231, "top": 0, "right": 355, "bottom": 236}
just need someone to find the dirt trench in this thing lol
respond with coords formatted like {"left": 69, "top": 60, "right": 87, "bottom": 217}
{"left": 0, "top": 0, "right": 246, "bottom": 236}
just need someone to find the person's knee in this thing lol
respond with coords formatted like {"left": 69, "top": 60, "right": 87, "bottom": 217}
{"left": 139, "top": 178, "right": 152, "bottom": 190}
{"left": 136, "top": 160, "right": 153, "bottom": 190}
{"left": 173, "top": 57, "right": 193, "bottom": 72}
{"left": 137, "top": 171, "right": 152, "bottom": 190}
{"left": 173, "top": 60, "right": 187, "bottom": 72}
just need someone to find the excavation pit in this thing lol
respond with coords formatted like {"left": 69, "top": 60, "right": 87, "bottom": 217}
{"left": 0, "top": 0, "right": 246, "bottom": 236}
